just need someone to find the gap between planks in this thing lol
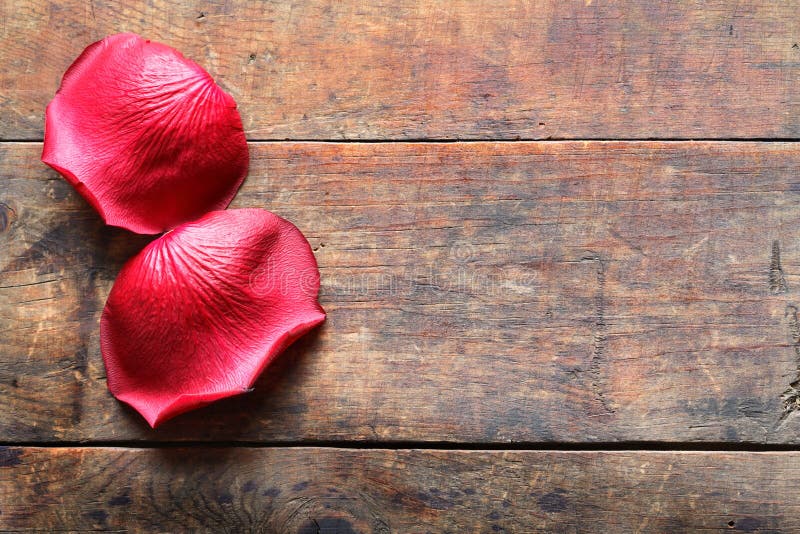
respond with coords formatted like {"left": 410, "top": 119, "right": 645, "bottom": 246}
{"left": 5, "top": 441, "right": 800, "bottom": 452}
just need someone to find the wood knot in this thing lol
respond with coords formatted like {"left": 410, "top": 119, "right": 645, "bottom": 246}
{"left": 0, "top": 202, "right": 16, "bottom": 233}
{"left": 275, "top": 488, "right": 390, "bottom": 533}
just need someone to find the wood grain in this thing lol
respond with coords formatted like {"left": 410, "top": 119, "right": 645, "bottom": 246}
{"left": 3, "top": 141, "right": 800, "bottom": 443}
{"left": 1, "top": 446, "right": 798, "bottom": 532}
{"left": 3, "top": 0, "right": 800, "bottom": 140}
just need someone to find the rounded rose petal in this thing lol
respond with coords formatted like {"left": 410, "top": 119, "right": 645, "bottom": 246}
{"left": 100, "top": 209, "right": 325, "bottom": 427}
{"left": 42, "top": 33, "right": 249, "bottom": 234}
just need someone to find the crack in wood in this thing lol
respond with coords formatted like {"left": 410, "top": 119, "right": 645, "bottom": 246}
{"left": 770, "top": 240, "right": 788, "bottom": 294}
{"left": 0, "top": 202, "right": 15, "bottom": 233}
{"left": 583, "top": 252, "right": 615, "bottom": 416}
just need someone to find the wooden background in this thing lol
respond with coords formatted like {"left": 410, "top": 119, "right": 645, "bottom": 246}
{"left": 3, "top": 0, "right": 800, "bottom": 531}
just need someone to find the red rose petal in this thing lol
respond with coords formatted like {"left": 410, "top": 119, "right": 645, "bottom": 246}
{"left": 100, "top": 209, "right": 325, "bottom": 427}
{"left": 42, "top": 33, "right": 249, "bottom": 234}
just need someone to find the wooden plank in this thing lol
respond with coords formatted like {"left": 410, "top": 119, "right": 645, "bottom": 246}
{"left": 1, "top": 447, "right": 798, "bottom": 532}
{"left": 3, "top": 141, "right": 800, "bottom": 442}
{"left": 2, "top": 0, "right": 800, "bottom": 140}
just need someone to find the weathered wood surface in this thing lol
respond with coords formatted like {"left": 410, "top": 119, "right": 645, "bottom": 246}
{"left": 3, "top": 141, "right": 800, "bottom": 443}
{"left": 3, "top": 0, "right": 800, "bottom": 140}
{"left": 1, "top": 447, "right": 797, "bottom": 532}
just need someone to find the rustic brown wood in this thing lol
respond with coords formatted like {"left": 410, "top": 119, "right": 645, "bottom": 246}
{"left": 3, "top": 141, "right": 800, "bottom": 443}
{"left": 3, "top": 0, "right": 800, "bottom": 140}
{"left": 1, "top": 446, "right": 797, "bottom": 532}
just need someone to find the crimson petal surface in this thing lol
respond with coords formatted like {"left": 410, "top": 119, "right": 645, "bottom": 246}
{"left": 100, "top": 209, "right": 326, "bottom": 427}
{"left": 42, "top": 33, "right": 249, "bottom": 234}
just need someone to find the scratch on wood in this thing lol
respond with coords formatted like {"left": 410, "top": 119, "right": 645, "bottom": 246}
{"left": 778, "top": 305, "right": 800, "bottom": 427}
{"left": 770, "top": 240, "right": 788, "bottom": 294}
{"left": 584, "top": 252, "right": 615, "bottom": 415}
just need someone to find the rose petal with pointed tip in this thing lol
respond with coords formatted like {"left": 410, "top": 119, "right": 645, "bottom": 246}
{"left": 100, "top": 209, "right": 325, "bottom": 427}
{"left": 42, "top": 33, "right": 249, "bottom": 234}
